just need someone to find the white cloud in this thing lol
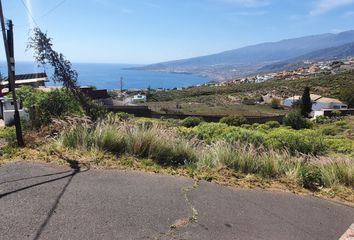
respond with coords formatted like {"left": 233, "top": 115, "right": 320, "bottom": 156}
{"left": 344, "top": 11, "right": 354, "bottom": 16}
{"left": 310, "top": 0, "right": 354, "bottom": 16}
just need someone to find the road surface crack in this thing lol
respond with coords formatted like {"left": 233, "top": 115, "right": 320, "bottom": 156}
{"left": 154, "top": 179, "right": 200, "bottom": 240}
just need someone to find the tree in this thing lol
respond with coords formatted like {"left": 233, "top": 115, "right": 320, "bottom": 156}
{"left": 339, "top": 84, "right": 354, "bottom": 107}
{"left": 28, "top": 28, "right": 105, "bottom": 120}
{"left": 300, "top": 86, "right": 312, "bottom": 117}
{"left": 283, "top": 111, "right": 312, "bottom": 130}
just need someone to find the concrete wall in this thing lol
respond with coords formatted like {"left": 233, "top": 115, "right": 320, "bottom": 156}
{"left": 3, "top": 110, "right": 29, "bottom": 126}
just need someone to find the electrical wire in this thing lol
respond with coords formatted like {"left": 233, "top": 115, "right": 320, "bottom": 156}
{"left": 19, "top": 0, "right": 68, "bottom": 29}
{"left": 19, "top": 0, "right": 40, "bottom": 28}
{"left": 37, "top": 0, "right": 67, "bottom": 20}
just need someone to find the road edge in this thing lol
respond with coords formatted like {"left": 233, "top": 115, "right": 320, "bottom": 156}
{"left": 340, "top": 223, "right": 354, "bottom": 240}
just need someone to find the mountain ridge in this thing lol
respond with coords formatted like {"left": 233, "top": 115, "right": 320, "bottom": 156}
{"left": 137, "top": 30, "right": 354, "bottom": 80}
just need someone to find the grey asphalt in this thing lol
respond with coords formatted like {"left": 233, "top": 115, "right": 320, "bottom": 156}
{"left": 0, "top": 161, "right": 353, "bottom": 240}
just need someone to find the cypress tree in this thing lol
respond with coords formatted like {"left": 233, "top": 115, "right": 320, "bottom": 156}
{"left": 301, "top": 86, "right": 312, "bottom": 117}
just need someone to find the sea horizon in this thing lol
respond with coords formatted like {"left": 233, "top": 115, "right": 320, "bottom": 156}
{"left": 0, "top": 61, "right": 209, "bottom": 90}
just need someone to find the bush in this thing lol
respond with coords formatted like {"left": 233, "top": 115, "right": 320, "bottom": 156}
{"left": 181, "top": 117, "right": 203, "bottom": 128}
{"left": 106, "top": 112, "right": 133, "bottom": 124}
{"left": 339, "top": 84, "right": 354, "bottom": 107}
{"left": 321, "top": 126, "right": 338, "bottom": 136}
{"left": 17, "top": 87, "right": 83, "bottom": 128}
{"left": 314, "top": 116, "right": 331, "bottom": 124}
{"left": 265, "top": 129, "right": 326, "bottom": 155}
{"left": 324, "top": 138, "right": 354, "bottom": 154}
{"left": 298, "top": 164, "right": 323, "bottom": 190}
{"left": 241, "top": 124, "right": 252, "bottom": 129}
{"left": 220, "top": 115, "right": 248, "bottom": 127}
{"left": 283, "top": 111, "right": 312, "bottom": 130}
{"left": 266, "top": 121, "right": 281, "bottom": 129}
{"left": 330, "top": 110, "right": 342, "bottom": 118}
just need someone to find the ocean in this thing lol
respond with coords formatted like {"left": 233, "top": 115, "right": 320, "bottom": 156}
{"left": 1, "top": 62, "right": 209, "bottom": 90}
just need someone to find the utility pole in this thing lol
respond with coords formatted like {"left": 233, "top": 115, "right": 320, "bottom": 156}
{"left": 120, "top": 77, "right": 123, "bottom": 92}
{"left": 0, "top": 1, "right": 24, "bottom": 147}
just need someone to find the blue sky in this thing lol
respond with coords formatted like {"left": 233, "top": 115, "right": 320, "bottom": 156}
{"left": 1, "top": 0, "right": 354, "bottom": 64}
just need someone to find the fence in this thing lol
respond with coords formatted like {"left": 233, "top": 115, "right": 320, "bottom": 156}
{"left": 106, "top": 105, "right": 285, "bottom": 124}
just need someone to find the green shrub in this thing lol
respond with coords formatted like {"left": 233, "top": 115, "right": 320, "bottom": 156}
{"left": 283, "top": 111, "right": 312, "bottom": 130}
{"left": 321, "top": 126, "right": 339, "bottom": 136}
{"left": 106, "top": 112, "right": 133, "bottom": 124}
{"left": 324, "top": 138, "right": 354, "bottom": 154}
{"left": 314, "top": 116, "right": 331, "bottom": 124}
{"left": 297, "top": 164, "right": 323, "bottom": 190}
{"left": 265, "top": 129, "right": 326, "bottom": 155}
{"left": 0, "top": 127, "right": 16, "bottom": 142}
{"left": 256, "top": 124, "right": 270, "bottom": 131}
{"left": 18, "top": 87, "right": 83, "bottom": 128}
{"left": 330, "top": 110, "right": 342, "bottom": 119}
{"left": 220, "top": 115, "right": 248, "bottom": 127}
{"left": 335, "top": 121, "right": 347, "bottom": 127}
{"left": 224, "top": 128, "right": 266, "bottom": 146}
{"left": 339, "top": 84, "right": 354, "bottom": 107}
{"left": 266, "top": 121, "right": 281, "bottom": 129}
{"left": 181, "top": 117, "right": 203, "bottom": 128}
{"left": 192, "top": 122, "right": 230, "bottom": 142}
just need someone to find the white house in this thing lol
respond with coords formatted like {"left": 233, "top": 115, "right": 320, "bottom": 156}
{"left": 283, "top": 94, "right": 322, "bottom": 108}
{"left": 283, "top": 94, "right": 348, "bottom": 112}
{"left": 312, "top": 97, "right": 348, "bottom": 111}
{"left": 132, "top": 94, "right": 147, "bottom": 103}
{"left": 0, "top": 97, "right": 29, "bottom": 126}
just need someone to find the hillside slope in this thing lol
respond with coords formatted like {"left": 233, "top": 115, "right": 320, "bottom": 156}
{"left": 136, "top": 30, "right": 354, "bottom": 80}
{"left": 142, "top": 30, "right": 354, "bottom": 68}
{"left": 259, "top": 42, "right": 354, "bottom": 73}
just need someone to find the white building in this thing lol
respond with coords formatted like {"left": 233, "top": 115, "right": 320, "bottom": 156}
{"left": 283, "top": 94, "right": 321, "bottom": 108}
{"left": 312, "top": 97, "right": 348, "bottom": 111}
{"left": 283, "top": 94, "right": 348, "bottom": 112}
{"left": 132, "top": 94, "right": 147, "bottom": 103}
{"left": 0, "top": 97, "right": 29, "bottom": 126}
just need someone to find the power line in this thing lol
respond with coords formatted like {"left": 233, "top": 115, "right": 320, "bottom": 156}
{"left": 38, "top": 0, "right": 67, "bottom": 20}
{"left": 19, "top": 0, "right": 68, "bottom": 29}
{"left": 19, "top": 0, "right": 40, "bottom": 28}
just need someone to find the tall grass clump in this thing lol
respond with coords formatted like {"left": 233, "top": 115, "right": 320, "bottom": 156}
{"left": 60, "top": 125, "right": 92, "bottom": 150}
{"left": 93, "top": 125, "right": 126, "bottom": 153}
{"left": 59, "top": 122, "right": 197, "bottom": 166}
{"left": 199, "top": 141, "right": 295, "bottom": 178}
{"left": 319, "top": 160, "right": 354, "bottom": 187}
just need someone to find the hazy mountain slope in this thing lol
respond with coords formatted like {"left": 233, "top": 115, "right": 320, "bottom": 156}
{"left": 141, "top": 30, "right": 354, "bottom": 69}
{"left": 259, "top": 42, "right": 354, "bottom": 72}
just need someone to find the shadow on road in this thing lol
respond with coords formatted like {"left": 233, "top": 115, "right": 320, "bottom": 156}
{"left": 0, "top": 170, "right": 72, "bottom": 186}
{"left": 0, "top": 159, "right": 90, "bottom": 240}
{"left": 32, "top": 160, "right": 90, "bottom": 240}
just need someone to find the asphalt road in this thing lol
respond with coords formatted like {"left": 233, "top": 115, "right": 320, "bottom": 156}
{"left": 0, "top": 161, "right": 353, "bottom": 240}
